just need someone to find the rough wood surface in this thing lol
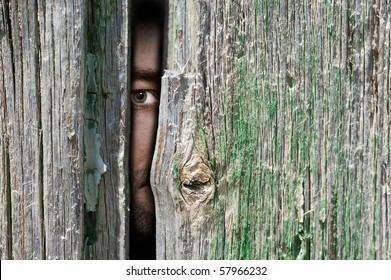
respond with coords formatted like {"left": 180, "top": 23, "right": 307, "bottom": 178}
{"left": 84, "top": 0, "right": 130, "bottom": 260}
{"left": 0, "top": 0, "right": 130, "bottom": 259}
{"left": 1, "top": 0, "right": 390, "bottom": 260}
{"left": 152, "top": 0, "right": 391, "bottom": 259}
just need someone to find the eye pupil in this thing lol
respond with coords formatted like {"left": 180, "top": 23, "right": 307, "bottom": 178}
{"left": 134, "top": 92, "right": 147, "bottom": 103}
{"left": 130, "top": 90, "right": 158, "bottom": 109}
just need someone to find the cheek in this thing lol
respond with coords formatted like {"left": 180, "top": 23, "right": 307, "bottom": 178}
{"left": 130, "top": 108, "right": 159, "bottom": 168}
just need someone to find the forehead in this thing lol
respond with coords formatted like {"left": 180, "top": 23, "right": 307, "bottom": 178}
{"left": 132, "top": 22, "right": 161, "bottom": 73}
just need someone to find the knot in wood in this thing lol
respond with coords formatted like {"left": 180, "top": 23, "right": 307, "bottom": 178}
{"left": 180, "top": 154, "right": 214, "bottom": 205}
{"left": 181, "top": 155, "right": 212, "bottom": 186}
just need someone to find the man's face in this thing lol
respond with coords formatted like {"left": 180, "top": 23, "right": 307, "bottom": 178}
{"left": 130, "top": 21, "right": 161, "bottom": 252}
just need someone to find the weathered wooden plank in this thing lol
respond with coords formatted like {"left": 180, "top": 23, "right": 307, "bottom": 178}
{"left": 0, "top": 0, "right": 44, "bottom": 259}
{"left": 86, "top": 0, "right": 130, "bottom": 260}
{"left": 0, "top": 0, "right": 11, "bottom": 260}
{"left": 152, "top": 72, "right": 217, "bottom": 259}
{"left": 38, "top": 0, "right": 85, "bottom": 259}
{"left": 20, "top": 0, "right": 44, "bottom": 260}
{"left": 0, "top": 0, "right": 129, "bottom": 260}
{"left": 153, "top": 0, "right": 391, "bottom": 259}
{"left": 0, "top": 0, "right": 86, "bottom": 259}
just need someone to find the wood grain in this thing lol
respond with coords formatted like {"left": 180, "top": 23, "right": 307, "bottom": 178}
{"left": 1, "top": 0, "right": 389, "bottom": 260}
{"left": 0, "top": 0, "right": 130, "bottom": 259}
{"left": 152, "top": 0, "right": 391, "bottom": 259}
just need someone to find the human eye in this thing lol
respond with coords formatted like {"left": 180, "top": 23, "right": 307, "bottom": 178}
{"left": 130, "top": 90, "right": 159, "bottom": 109}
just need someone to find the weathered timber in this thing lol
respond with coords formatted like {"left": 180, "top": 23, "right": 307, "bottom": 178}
{"left": 0, "top": 0, "right": 130, "bottom": 259}
{"left": 84, "top": 0, "right": 130, "bottom": 260}
{"left": 1, "top": 0, "right": 390, "bottom": 260}
{"left": 152, "top": 0, "right": 391, "bottom": 259}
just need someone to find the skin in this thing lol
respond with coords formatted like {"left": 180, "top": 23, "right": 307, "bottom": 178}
{"left": 129, "top": 21, "right": 161, "bottom": 259}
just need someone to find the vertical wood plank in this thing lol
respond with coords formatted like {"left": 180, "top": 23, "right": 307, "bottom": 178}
{"left": 38, "top": 0, "right": 85, "bottom": 259}
{"left": 0, "top": 0, "right": 44, "bottom": 259}
{"left": 1, "top": 0, "right": 129, "bottom": 259}
{"left": 0, "top": 0, "right": 11, "bottom": 260}
{"left": 86, "top": 0, "right": 130, "bottom": 260}
{"left": 153, "top": 0, "right": 391, "bottom": 259}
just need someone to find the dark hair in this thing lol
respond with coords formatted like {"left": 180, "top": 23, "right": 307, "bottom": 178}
{"left": 132, "top": 0, "right": 165, "bottom": 26}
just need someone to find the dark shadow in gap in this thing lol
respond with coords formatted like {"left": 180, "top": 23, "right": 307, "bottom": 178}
{"left": 129, "top": 0, "right": 167, "bottom": 260}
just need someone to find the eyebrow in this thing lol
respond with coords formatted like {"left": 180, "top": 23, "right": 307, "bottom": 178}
{"left": 132, "top": 68, "right": 161, "bottom": 82}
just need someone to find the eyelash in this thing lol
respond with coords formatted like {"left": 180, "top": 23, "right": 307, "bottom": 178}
{"left": 130, "top": 90, "right": 159, "bottom": 109}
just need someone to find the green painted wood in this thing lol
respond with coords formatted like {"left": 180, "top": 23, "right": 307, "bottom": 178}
{"left": 1, "top": 0, "right": 390, "bottom": 260}
{"left": 152, "top": 0, "right": 391, "bottom": 259}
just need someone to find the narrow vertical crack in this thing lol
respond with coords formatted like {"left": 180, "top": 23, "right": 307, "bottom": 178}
{"left": 34, "top": 0, "right": 45, "bottom": 259}
{"left": 370, "top": 4, "right": 379, "bottom": 129}
{"left": 5, "top": 137, "right": 12, "bottom": 259}
{"left": 3, "top": 0, "right": 14, "bottom": 260}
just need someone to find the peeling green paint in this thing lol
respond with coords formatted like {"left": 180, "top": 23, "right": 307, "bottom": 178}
{"left": 172, "top": 163, "right": 178, "bottom": 180}
{"left": 160, "top": 0, "right": 390, "bottom": 260}
{"left": 84, "top": 53, "right": 107, "bottom": 213}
